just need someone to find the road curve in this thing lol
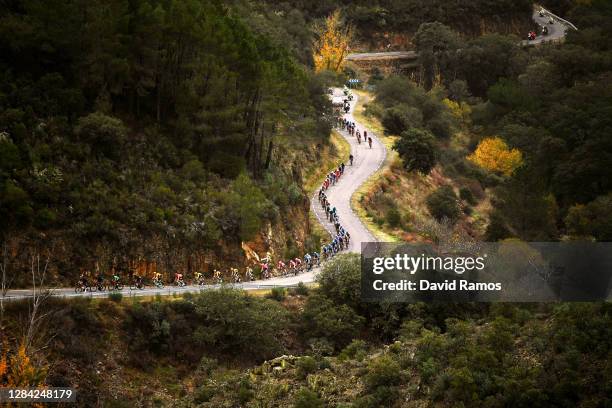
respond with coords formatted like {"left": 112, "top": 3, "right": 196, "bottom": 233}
{"left": 348, "top": 7, "right": 575, "bottom": 59}
{"left": 523, "top": 8, "right": 568, "bottom": 45}
{"left": 311, "top": 91, "right": 385, "bottom": 252}
{"left": 3, "top": 91, "right": 387, "bottom": 301}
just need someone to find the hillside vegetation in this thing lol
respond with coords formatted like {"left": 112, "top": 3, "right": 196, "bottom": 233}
{"left": 2, "top": 255, "right": 610, "bottom": 407}
{"left": 279, "top": 0, "right": 534, "bottom": 45}
{"left": 357, "top": 0, "right": 612, "bottom": 242}
{"left": 0, "top": 0, "right": 337, "bottom": 285}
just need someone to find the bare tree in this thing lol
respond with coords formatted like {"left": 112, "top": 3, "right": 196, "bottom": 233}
{"left": 0, "top": 241, "right": 15, "bottom": 325}
{"left": 23, "top": 250, "right": 54, "bottom": 354}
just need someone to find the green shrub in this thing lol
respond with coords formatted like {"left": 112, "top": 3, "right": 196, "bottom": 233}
{"left": 287, "top": 183, "right": 303, "bottom": 205}
{"left": 236, "top": 378, "right": 254, "bottom": 404}
{"left": 75, "top": 112, "right": 127, "bottom": 159}
{"left": 291, "top": 282, "right": 310, "bottom": 296}
{"left": 301, "top": 294, "right": 364, "bottom": 350}
{"left": 293, "top": 388, "right": 324, "bottom": 408}
{"left": 399, "top": 320, "right": 424, "bottom": 340}
{"left": 109, "top": 292, "right": 123, "bottom": 303}
{"left": 382, "top": 106, "right": 422, "bottom": 135}
{"left": 459, "top": 186, "right": 477, "bottom": 205}
{"left": 485, "top": 211, "right": 511, "bottom": 241}
{"left": 385, "top": 208, "right": 401, "bottom": 228}
{"left": 296, "top": 356, "right": 318, "bottom": 379}
{"left": 365, "top": 355, "right": 402, "bottom": 391}
{"left": 426, "top": 186, "right": 460, "bottom": 222}
{"left": 308, "top": 338, "right": 335, "bottom": 357}
{"left": 194, "top": 386, "right": 215, "bottom": 404}
{"left": 195, "top": 357, "right": 218, "bottom": 378}
{"left": 207, "top": 152, "right": 246, "bottom": 179}
{"left": 393, "top": 127, "right": 437, "bottom": 174}
{"left": 191, "top": 289, "right": 289, "bottom": 359}
{"left": 266, "top": 287, "right": 286, "bottom": 301}
{"left": 316, "top": 254, "right": 361, "bottom": 310}
{"left": 339, "top": 339, "right": 368, "bottom": 361}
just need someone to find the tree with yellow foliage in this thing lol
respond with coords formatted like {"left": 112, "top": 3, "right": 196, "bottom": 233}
{"left": 313, "top": 10, "right": 353, "bottom": 72}
{"left": 443, "top": 98, "right": 471, "bottom": 126}
{"left": 467, "top": 137, "right": 523, "bottom": 177}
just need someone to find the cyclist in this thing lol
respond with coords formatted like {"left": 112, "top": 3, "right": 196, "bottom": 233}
{"left": 349, "top": 154, "right": 354, "bottom": 166}
{"left": 368, "top": 137, "right": 373, "bottom": 148}
{"left": 232, "top": 268, "right": 241, "bottom": 283}
{"left": 111, "top": 273, "right": 121, "bottom": 290}
{"left": 194, "top": 271, "right": 204, "bottom": 285}
{"left": 152, "top": 272, "right": 163, "bottom": 287}
{"left": 213, "top": 269, "right": 222, "bottom": 284}
{"left": 261, "top": 262, "right": 270, "bottom": 279}
{"left": 304, "top": 253, "right": 312, "bottom": 271}
{"left": 293, "top": 257, "right": 303, "bottom": 274}
{"left": 288, "top": 259, "right": 297, "bottom": 274}
{"left": 78, "top": 271, "right": 89, "bottom": 291}
{"left": 133, "top": 273, "right": 144, "bottom": 289}
{"left": 277, "top": 260, "right": 286, "bottom": 275}
{"left": 312, "top": 251, "right": 320, "bottom": 266}
{"left": 174, "top": 272, "right": 185, "bottom": 286}
{"left": 95, "top": 272, "right": 105, "bottom": 290}
{"left": 245, "top": 266, "right": 254, "bottom": 281}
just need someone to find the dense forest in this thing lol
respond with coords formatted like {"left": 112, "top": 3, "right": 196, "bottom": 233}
{"left": 0, "top": 0, "right": 334, "bottom": 284}
{"left": 277, "top": 0, "right": 533, "bottom": 39}
{"left": 362, "top": 0, "right": 612, "bottom": 241}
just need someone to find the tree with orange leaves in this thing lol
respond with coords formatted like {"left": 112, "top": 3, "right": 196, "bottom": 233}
{"left": 467, "top": 137, "right": 523, "bottom": 177}
{"left": 313, "top": 10, "right": 353, "bottom": 72}
{"left": 1, "top": 340, "right": 47, "bottom": 408}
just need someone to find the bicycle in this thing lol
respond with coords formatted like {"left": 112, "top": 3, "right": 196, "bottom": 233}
{"left": 93, "top": 280, "right": 107, "bottom": 292}
{"left": 130, "top": 278, "right": 145, "bottom": 290}
{"left": 109, "top": 280, "right": 123, "bottom": 291}
{"left": 74, "top": 281, "right": 91, "bottom": 293}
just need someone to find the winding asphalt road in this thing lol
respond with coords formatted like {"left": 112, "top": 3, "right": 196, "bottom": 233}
{"left": 523, "top": 7, "right": 569, "bottom": 45}
{"left": 2, "top": 91, "right": 386, "bottom": 301}
{"left": 346, "top": 6, "right": 574, "bottom": 60}
{"left": 311, "top": 90, "right": 385, "bottom": 252}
